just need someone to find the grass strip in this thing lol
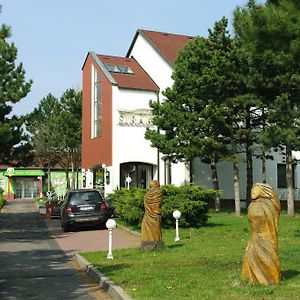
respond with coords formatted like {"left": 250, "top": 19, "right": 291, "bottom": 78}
{"left": 82, "top": 211, "right": 300, "bottom": 300}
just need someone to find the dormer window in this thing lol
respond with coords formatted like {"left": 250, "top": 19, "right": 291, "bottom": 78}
{"left": 105, "top": 64, "right": 121, "bottom": 73}
{"left": 105, "top": 63, "right": 134, "bottom": 75}
{"left": 118, "top": 65, "right": 134, "bottom": 74}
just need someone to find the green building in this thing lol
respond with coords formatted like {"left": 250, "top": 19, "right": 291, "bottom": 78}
{"left": 0, "top": 166, "right": 79, "bottom": 200}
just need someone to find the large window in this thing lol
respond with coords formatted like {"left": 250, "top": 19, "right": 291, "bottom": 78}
{"left": 120, "top": 162, "right": 153, "bottom": 189}
{"left": 91, "top": 65, "right": 102, "bottom": 138}
{"left": 277, "top": 163, "right": 296, "bottom": 188}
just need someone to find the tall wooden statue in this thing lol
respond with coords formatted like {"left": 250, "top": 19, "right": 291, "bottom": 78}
{"left": 141, "top": 180, "right": 164, "bottom": 250}
{"left": 242, "top": 183, "right": 281, "bottom": 285}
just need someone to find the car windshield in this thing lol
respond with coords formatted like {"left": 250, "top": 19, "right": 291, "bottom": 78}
{"left": 69, "top": 191, "right": 102, "bottom": 205}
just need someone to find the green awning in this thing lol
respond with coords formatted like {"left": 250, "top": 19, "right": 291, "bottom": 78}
{"left": 3, "top": 168, "right": 45, "bottom": 177}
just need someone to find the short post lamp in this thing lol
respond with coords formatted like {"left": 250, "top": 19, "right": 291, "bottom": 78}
{"left": 125, "top": 175, "right": 132, "bottom": 190}
{"left": 172, "top": 210, "right": 181, "bottom": 242}
{"left": 106, "top": 219, "right": 117, "bottom": 259}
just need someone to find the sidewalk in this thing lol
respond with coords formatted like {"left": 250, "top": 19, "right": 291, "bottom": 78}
{"left": 44, "top": 218, "right": 140, "bottom": 256}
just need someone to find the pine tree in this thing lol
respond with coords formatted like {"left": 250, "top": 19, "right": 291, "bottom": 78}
{"left": 146, "top": 18, "right": 241, "bottom": 211}
{"left": 0, "top": 7, "right": 32, "bottom": 164}
{"left": 234, "top": 0, "right": 300, "bottom": 216}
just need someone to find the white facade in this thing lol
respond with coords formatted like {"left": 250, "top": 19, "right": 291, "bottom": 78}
{"left": 127, "top": 32, "right": 189, "bottom": 188}
{"left": 128, "top": 33, "right": 174, "bottom": 98}
{"left": 110, "top": 88, "right": 158, "bottom": 193}
{"left": 101, "top": 85, "right": 189, "bottom": 195}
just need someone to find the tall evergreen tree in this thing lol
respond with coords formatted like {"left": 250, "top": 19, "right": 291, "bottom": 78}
{"left": 0, "top": 6, "right": 32, "bottom": 164}
{"left": 234, "top": 0, "right": 300, "bottom": 216}
{"left": 146, "top": 18, "right": 241, "bottom": 211}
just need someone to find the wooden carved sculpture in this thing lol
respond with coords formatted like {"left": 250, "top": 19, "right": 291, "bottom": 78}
{"left": 242, "top": 183, "right": 281, "bottom": 285}
{"left": 141, "top": 180, "right": 164, "bottom": 250}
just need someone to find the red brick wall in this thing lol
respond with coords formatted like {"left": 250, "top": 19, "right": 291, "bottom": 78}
{"left": 82, "top": 54, "right": 113, "bottom": 170}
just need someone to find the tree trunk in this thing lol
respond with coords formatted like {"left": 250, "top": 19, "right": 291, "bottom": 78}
{"left": 233, "top": 160, "right": 241, "bottom": 217}
{"left": 246, "top": 141, "right": 253, "bottom": 207}
{"left": 66, "top": 168, "right": 70, "bottom": 189}
{"left": 71, "top": 160, "right": 75, "bottom": 189}
{"left": 262, "top": 150, "right": 266, "bottom": 183}
{"left": 245, "top": 110, "right": 253, "bottom": 207}
{"left": 47, "top": 164, "right": 51, "bottom": 192}
{"left": 189, "top": 160, "right": 194, "bottom": 185}
{"left": 210, "top": 157, "right": 220, "bottom": 212}
{"left": 76, "top": 169, "right": 79, "bottom": 189}
{"left": 286, "top": 148, "right": 294, "bottom": 217}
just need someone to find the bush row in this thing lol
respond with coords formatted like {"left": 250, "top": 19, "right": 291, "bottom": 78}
{"left": 0, "top": 188, "right": 6, "bottom": 209}
{"left": 108, "top": 185, "right": 217, "bottom": 228}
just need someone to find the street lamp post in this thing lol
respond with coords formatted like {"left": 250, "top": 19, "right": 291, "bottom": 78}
{"left": 106, "top": 219, "right": 117, "bottom": 259}
{"left": 125, "top": 175, "right": 131, "bottom": 190}
{"left": 173, "top": 210, "right": 181, "bottom": 242}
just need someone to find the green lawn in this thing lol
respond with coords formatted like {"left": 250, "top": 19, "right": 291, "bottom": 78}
{"left": 82, "top": 211, "right": 300, "bottom": 300}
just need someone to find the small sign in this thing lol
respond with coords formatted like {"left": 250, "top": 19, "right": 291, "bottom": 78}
{"left": 5, "top": 167, "right": 15, "bottom": 177}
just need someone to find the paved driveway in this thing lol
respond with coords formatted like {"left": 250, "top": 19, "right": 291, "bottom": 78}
{"left": 0, "top": 199, "right": 131, "bottom": 300}
{"left": 44, "top": 212, "right": 140, "bottom": 256}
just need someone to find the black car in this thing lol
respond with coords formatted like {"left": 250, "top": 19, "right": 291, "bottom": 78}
{"left": 60, "top": 189, "right": 110, "bottom": 232}
{"left": 104, "top": 197, "right": 115, "bottom": 218}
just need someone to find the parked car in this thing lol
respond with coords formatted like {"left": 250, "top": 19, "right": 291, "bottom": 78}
{"left": 60, "top": 189, "right": 110, "bottom": 232}
{"left": 104, "top": 197, "right": 115, "bottom": 218}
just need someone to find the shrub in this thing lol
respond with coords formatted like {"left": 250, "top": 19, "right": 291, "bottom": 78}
{"left": 35, "top": 196, "right": 48, "bottom": 208}
{"left": 109, "top": 185, "right": 216, "bottom": 228}
{"left": 108, "top": 188, "right": 146, "bottom": 226}
{"left": 0, "top": 188, "right": 6, "bottom": 209}
{"left": 161, "top": 185, "right": 214, "bottom": 228}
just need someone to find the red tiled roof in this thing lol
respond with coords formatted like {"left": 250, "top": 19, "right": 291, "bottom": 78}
{"left": 128, "top": 29, "right": 195, "bottom": 66}
{"left": 97, "top": 54, "right": 159, "bottom": 92}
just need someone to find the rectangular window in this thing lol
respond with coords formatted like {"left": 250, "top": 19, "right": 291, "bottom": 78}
{"left": 91, "top": 65, "right": 102, "bottom": 138}
{"left": 105, "top": 63, "right": 134, "bottom": 75}
{"left": 277, "top": 163, "right": 295, "bottom": 188}
{"left": 105, "top": 63, "right": 121, "bottom": 73}
{"left": 118, "top": 65, "right": 134, "bottom": 74}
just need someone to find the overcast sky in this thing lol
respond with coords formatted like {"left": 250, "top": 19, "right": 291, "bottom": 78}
{"left": 1, "top": 0, "right": 261, "bottom": 116}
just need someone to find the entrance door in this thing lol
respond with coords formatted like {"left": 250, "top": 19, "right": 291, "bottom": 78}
{"left": 120, "top": 162, "right": 153, "bottom": 189}
{"left": 16, "top": 178, "right": 38, "bottom": 199}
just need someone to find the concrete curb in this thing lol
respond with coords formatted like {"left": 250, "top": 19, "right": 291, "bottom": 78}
{"left": 116, "top": 224, "right": 141, "bottom": 237}
{"left": 74, "top": 253, "right": 134, "bottom": 300}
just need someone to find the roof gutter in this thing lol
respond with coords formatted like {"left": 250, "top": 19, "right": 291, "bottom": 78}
{"left": 90, "top": 52, "right": 117, "bottom": 85}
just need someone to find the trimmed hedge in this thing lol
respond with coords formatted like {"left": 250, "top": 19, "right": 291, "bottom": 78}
{"left": 109, "top": 188, "right": 145, "bottom": 225}
{"left": 108, "top": 185, "right": 217, "bottom": 228}
{"left": 0, "top": 188, "right": 5, "bottom": 209}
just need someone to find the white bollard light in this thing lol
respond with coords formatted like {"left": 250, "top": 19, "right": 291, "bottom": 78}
{"left": 106, "top": 219, "right": 117, "bottom": 259}
{"left": 172, "top": 210, "right": 181, "bottom": 242}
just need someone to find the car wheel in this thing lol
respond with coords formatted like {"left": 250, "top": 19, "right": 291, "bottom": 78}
{"left": 97, "top": 223, "right": 106, "bottom": 230}
{"left": 63, "top": 222, "right": 71, "bottom": 232}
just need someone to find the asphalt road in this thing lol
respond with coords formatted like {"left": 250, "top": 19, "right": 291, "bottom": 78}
{"left": 0, "top": 199, "right": 114, "bottom": 300}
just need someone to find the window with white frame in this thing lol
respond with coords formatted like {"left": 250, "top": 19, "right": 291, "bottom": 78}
{"left": 91, "top": 65, "right": 102, "bottom": 138}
